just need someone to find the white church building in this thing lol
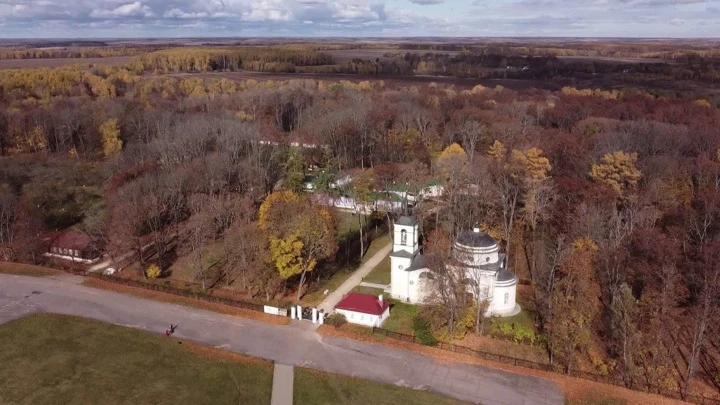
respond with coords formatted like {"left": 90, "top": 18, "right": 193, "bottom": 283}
{"left": 389, "top": 216, "right": 520, "bottom": 317}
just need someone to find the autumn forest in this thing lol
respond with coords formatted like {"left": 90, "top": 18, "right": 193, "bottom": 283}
{"left": 1, "top": 39, "right": 720, "bottom": 403}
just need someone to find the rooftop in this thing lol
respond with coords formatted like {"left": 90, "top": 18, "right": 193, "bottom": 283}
{"left": 390, "top": 250, "right": 415, "bottom": 259}
{"left": 49, "top": 230, "right": 93, "bottom": 251}
{"left": 335, "top": 293, "right": 389, "bottom": 316}
{"left": 497, "top": 268, "right": 517, "bottom": 282}
{"left": 409, "top": 253, "right": 428, "bottom": 271}
{"left": 395, "top": 216, "right": 418, "bottom": 227}
{"left": 455, "top": 229, "right": 498, "bottom": 249}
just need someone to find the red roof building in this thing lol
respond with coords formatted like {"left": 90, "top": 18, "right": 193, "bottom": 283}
{"left": 335, "top": 293, "right": 390, "bottom": 327}
{"left": 45, "top": 230, "right": 99, "bottom": 263}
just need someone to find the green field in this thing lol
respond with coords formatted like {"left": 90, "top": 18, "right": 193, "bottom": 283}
{"left": 379, "top": 299, "right": 419, "bottom": 335}
{"left": 363, "top": 254, "right": 390, "bottom": 285}
{"left": 0, "top": 314, "right": 273, "bottom": 405}
{"left": 294, "top": 368, "right": 469, "bottom": 405}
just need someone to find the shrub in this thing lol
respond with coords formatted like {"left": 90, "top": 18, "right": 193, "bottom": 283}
{"left": 189, "top": 284, "right": 206, "bottom": 295}
{"left": 412, "top": 315, "right": 438, "bottom": 346}
{"left": 325, "top": 313, "right": 346, "bottom": 327}
{"left": 145, "top": 264, "right": 161, "bottom": 279}
{"left": 490, "top": 319, "right": 537, "bottom": 345}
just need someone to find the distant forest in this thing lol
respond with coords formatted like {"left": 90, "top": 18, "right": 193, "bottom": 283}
{"left": 1, "top": 40, "right": 720, "bottom": 402}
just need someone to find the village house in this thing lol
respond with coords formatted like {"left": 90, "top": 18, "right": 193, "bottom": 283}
{"left": 45, "top": 230, "right": 100, "bottom": 264}
{"left": 334, "top": 293, "right": 390, "bottom": 327}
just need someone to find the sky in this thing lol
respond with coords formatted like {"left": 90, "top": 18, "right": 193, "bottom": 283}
{"left": 0, "top": 0, "right": 718, "bottom": 38}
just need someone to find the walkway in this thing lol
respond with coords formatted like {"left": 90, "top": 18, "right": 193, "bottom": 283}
{"left": 318, "top": 242, "right": 393, "bottom": 313}
{"left": 0, "top": 274, "right": 563, "bottom": 405}
{"left": 358, "top": 281, "right": 390, "bottom": 290}
{"left": 271, "top": 364, "right": 294, "bottom": 405}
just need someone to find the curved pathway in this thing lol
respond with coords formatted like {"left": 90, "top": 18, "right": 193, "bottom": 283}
{"left": 0, "top": 274, "right": 563, "bottom": 405}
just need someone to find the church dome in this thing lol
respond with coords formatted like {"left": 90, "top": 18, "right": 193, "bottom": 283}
{"left": 455, "top": 228, "right": 498, "bottom": 249}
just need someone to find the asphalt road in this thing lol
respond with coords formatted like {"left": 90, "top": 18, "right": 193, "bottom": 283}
{"left": 0, "top": 274, "right": 564, "bottom": 405}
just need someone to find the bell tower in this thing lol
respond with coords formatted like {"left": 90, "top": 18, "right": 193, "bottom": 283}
{"left": 390, "top": 216, "right": 419, "bottom": 301}
{"left": 392, "top": 216, "right": 419, "bottom": 255}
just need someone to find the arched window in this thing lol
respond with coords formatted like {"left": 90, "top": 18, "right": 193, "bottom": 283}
{"left": 401, "top": 229, "right": 407, "bottom": 245}
{"left": 504, "top": 293, "right": 509, "bottom": 305}
{"left": 419, "top": 271, "right": 435, "bottom": 281}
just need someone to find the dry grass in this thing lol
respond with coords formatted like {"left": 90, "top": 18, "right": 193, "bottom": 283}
{"left": 317, "top": 325, "right": 688, "bottom": 405}
{"left": 0, "top": 261, "right": 62, "bottom": 277}
{"left": 0, "top": 314, "right": 273, "bottom": 405}
{"left": 82, "top": 277, "right": 290, "bottom": 326}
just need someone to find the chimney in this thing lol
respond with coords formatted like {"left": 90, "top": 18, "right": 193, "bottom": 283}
{"left": 473, "top": 227, "right": 480, "bottom": 233}
{"left": 378, "top": 295, "right": 383, "bottom": 302}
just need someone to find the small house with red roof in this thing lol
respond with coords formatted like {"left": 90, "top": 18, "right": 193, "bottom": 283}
{"left": 335, "top": 293, "right": 390, "bottom": 327}
{"left": 45, "top": 230, "right": 100, "bottom": 264}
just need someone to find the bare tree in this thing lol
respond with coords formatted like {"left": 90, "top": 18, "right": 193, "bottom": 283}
{"left": 457, "top": 120, "right": 487, "bottom": 163}
{"left": 683, "top": 239, "right": 720, "bottom": 399}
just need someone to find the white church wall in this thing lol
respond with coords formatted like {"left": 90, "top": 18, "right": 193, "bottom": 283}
{"left": 491, "top": 283, "right": 517, "bottom": 316}
{"left": 390, "top": 259, "right": 412, "bottom": 301}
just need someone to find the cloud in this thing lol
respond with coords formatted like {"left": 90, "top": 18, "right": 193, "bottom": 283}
{"left": 409, "top": 0, "right": 444, "bottom": 5}
{"left": 0, "top": 0, "right": 716, "bottom": 37}
{"left": 89, "top": 2, "right": 155, "bottom": 19}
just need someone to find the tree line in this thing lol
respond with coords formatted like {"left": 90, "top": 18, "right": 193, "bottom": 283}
{"left": 0, "top": 46, "right": 167, "bottom": 60}
{"left": 1, "top": 61, "right": 720, "bottom": 400}
{"left": 128, "top": 47, "right": 335, "bottom": 74}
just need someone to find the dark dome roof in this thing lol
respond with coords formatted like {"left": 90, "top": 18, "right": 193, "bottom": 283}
{"left": 455, "top": 230, "right": 498, "bottom": 248}
{"left": 497, "top": 268, "right": 516, "bottom": 282}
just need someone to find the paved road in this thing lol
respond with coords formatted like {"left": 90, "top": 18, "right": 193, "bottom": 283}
{"left": 318, "top": 242, "right": 393, "bottom": 313}
{"left": 0, "top": 274, "right": 564, "bottom": 405}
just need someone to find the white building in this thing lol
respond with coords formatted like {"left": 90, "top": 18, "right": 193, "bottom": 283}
{"left": 334, "top": 293, "right": 390, "bottom": 327}
{"left": 389, "top": 216, "right": 520, "bottom": 317}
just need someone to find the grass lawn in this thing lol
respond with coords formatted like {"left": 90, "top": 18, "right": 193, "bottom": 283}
{"left": 381, "top": 299, "right": 419, "bottom": 335}
{"left": 336, "top": 211, "right": 367, "bottom": 239}
{"left": 362, "top": 254, "right": 390, "bottom": 285}
{"left": 294, "top": 368, "right": 469, "bottom": 405}
{"left": 302, "top": 232, "right": 390, "bottom": 306}
{"left": 167, "top": 240, "right": 226, "bottom": 283}
{"left": 0, "top": 314, "right": 273, "bottom": 405}
{"left": 360, "top": 233, "right": 390, "bottom": 265}
{"left": 0, "top": 262, "right": 61, "bottom": 277}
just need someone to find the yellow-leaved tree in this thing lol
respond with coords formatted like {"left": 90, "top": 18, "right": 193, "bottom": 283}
{"left": 99, "top": 118, "right": 123, "bottom": 157}
{"left": 590, "top": 151, "right": 642, "bottom": 193}
{"left": 435, "top": 143, "right": 469, "bottom": 182}
{"left": 510, "top": 147, "right": 551, "bottom": 182}
{"left": 258, "top": 190, "right": 301, "bottom": 234}
{"left": 259, "top": 191, "right": 337, "bottom": 300}
{"left": 26, "top": 126, "right": 47, "bottom": 153}
{"left": 487, "top": 140, "right": 506, "bottom": 162}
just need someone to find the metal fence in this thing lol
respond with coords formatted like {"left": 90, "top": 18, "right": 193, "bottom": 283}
{"left": 371, "top": 327, "right": 720, "bottom": 405}
{"left": 84, "top": 272, "right": 266, "bottom": 312}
